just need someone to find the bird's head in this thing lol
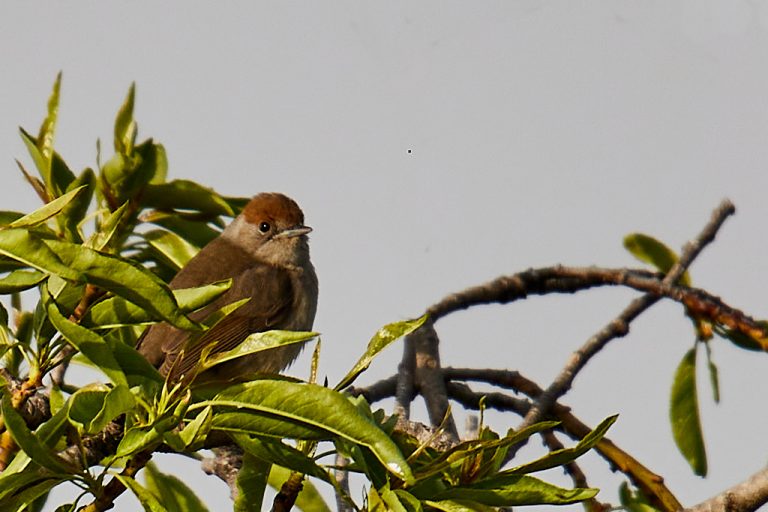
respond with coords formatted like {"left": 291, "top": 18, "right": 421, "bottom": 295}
{"left": 222, "top": 192, "right": 312, "bottom": 268}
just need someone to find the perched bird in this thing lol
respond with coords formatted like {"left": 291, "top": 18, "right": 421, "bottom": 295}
{"left": 136, "top": 192, "right": 318, "bottom": 384}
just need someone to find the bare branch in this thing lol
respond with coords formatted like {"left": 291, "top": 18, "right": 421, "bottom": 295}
{"left": 685, "top": 466, "right": 768, "bottom": 512}
{"left": 399, "top": 322, "right": 459, "bottom": 440}
{"left": 516, "top": 199, "right": 736, "bottom": 434}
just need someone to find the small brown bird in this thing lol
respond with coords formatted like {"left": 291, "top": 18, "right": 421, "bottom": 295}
{"left": 137, "top": 192, "right": 318, "bottom": 384}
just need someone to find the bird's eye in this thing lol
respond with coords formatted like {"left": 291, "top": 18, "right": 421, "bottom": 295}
{"left": 258, "top": 221, "right": 271, "bottom": 233}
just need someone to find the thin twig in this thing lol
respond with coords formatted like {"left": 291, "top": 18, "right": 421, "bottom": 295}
{"left": 515, "top": 200, "right": 735, "bottom": 435}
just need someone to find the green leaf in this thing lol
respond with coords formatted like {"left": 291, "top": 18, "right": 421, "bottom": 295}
{"left": 670, "top": 347, "right": 707, "bottom": 476}
{"left": 114, "top": 83, "right": 137, "bottom": 155}
{"left": 415, "top": 422, "right": 559, "bottom": 483}
{"left": 393, "top": 491, "right": 423, "bottom": 512}
{"left": 0, "top": 270, "right": 45, "bottom": 293}
{"left": 369, "top": 482, "right": 408, "bottom": 512}
{"left": 623, "top": 233, "right": 691, "bottom": 286}
{"left": 705, "top": 343, "right": 720, "bottom": 404}
{"left": 508, "top": 415, "right": 617, "bottom": 474}
{"left": 67, "top": 383, "right": 135, "bottom": 435}
{"left": 118, "top": 474, "right": 169, "bottom": 512}
{"left": 202, "top": 379, "right": 414, "bottom": 484}
{"left": 84, "top": 280, "right": 231, "bottom": 328}
{"left": 148, "top": 214, "right": 222, "bottom": 248}
{"left": 2, "top": 186, "right": 86, "bottom": 230}
{"left": 144, "top": 462, "right": 209, "bottom": 512}
{"left": 43, "top": 239, "right": 197, "bottom": 330}
{"left": 266, "top": 465, "right": 332, "bottom": 512}
{"left": 143, "top": 229, "right": 199, "bottom": 270}
{"left": 336, "top": 315, "right": 428, "bottom": 391}
{"left": 425, "top": 499, "right": 496, "bottom": 512}
{"left": 46, "top": 295, "right": 128, "bottom": 386}
{"left": 1, "top": 394, "right": 72, "bottom": 474}
{"left": 0, "top": 229, "right": 80, "bottom": 280}
{"left": 38, "top": 72, "right": 61, "bottom": 160}
{"left": 1, "top": 477, "right": 61, "bottom": 512}
{"left": 232, "top": 433, "right": 330, "bottom": 483}
{"left": 178, "top": 406, "right": 212, "bottom": 449}
{"left": 116, "top": 426, "right": 164, "bottom": 458}
{"left": 60, "top": 169, "right": 96, "bottom": 242}
{"left": 200, "top": 330, "right": 317, "bottom": 372}
{"left": 618, "top": 482, "right": 659, "bottom": 512}
{"left": 19, "top": 130, "right": 75, "bottom": 200}
{"left": 235, "top": 453, "right": 270, "bottom": 512}
{"left": 88, "top": 202, "right": 129, "bottom": 251}
{"left": 141, "top": 180, "right": 234, "bottom": 216}
{"left": 432, "top": 473, "right": 597, "bottom": 506}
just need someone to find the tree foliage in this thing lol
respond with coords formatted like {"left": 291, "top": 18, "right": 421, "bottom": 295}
{"left": 0, "top": 77, "right": 639, "bottom": 511}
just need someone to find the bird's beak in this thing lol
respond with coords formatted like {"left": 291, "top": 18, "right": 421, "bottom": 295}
{"left": 275, "top": 226, "right": 312, "bottom": 239}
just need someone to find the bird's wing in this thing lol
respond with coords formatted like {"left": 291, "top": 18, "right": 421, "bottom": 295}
{"left": 158, "top": 264, "right": 295, "bottom": 382}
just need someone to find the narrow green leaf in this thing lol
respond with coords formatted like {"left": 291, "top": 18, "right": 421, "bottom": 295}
{"left": 46, "top": 296, "right": 128, "bottom": 386}
{"left": 508, "top": 415, "right": 617, "bottom": 474}
{"left": 2, "top": 186, "right": 86, "bottom": 230}
{"left": 234, "top": 452, "right": 270, "bottom": 512}
{"left": 114, "top": 83, "right": 137, "bottom": 155}
{"left": 0, "top": 404, "right": 70, "bottom": 481}
{"left": 143, "top": 229, "right": 199, "bottom": 270}
{"left": 144, "top": 462, "right": 209, "bottom": 512}
{"left": 19, "top": 129, "right": 75, "bottom": 199}
{"left": 104, "top": 336, "right": 164, "bottom": 386}
{"left": 203, "top": 379, "right": 414, "bottom": 484}
{"left": 116, "top": 426, "right": 164, "bottom": 458}
{"left": 1, "top": 477, "right": 61, "bottom": 512}
{"left": 84, "top": 280, "right": 231, "bottom": 328}
{"left": 416, "top": 422, "right": 558, "bottom": 482}
{"left": 67, "top": 384, "right": 135, "bottom": 434}
{"left": 141, "top": 180, "right": 234, "bottom": 216}
{"left": 148, "top": 214, "right": 222, "bottom": 248}
{"left": 670, "top": 347, "right": 707, "bottom": 476}
{"left": 0, "top": 229, "right": 80, "bottom": 280}
{"left": 370, "top": 482, "right": 408, "bottom": 512}
{"left": 207, "top": 410, "right": 327, "bottom": 440}
{"left": 117, "top": 474, "right": 168, "bottom": 512}
{"left": 60, "top": 168, "right": 96, "bottom": 242}
{"left": 425, "top": 499, "right": 496, "bottom": 512}
{"left": 178, "top": 406, "right": 212, "bottom": 449}
{"left": 43, "top": 239, "right": 196, "bottom": 330}
{"left": 393, "top": 491, "right": 423, "bottom": 512}
{"left": 38, "top": 72, "right": 61, "bottom": 165}
{"left": 623, "top": 233, "right": 691, "bottom": 286}
{"left": 19, "top": 128, "right": 50, "bottom": 187}
{"left": 618, "top": 482, "right": 659, "bottom": 512}
{"left": 232, "top": 433, "right": 330, "bottom": 483}
{"left": 200, "top": 330, "right": 317, "bottom": 371}
{"left": 336, "top": 315, "right": 428, "bottom": 391}
{"left": 0, "top": 270, "right": 45, "bottom": 293}
{"left": 1, "top": 394, "right": 72, "bottom": 474}
{"left": 88, "top": 202, "right": 129, "bottom": 251}
{"left": 705, "top": 343, "right": 720, "bottom": 404}
{"left": 432, "top": 473, "right": 597, "bottom": 506}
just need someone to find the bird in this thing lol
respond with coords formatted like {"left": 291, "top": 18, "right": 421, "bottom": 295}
{"left": 136, "top": 192, "right": 318, "bottom": 385}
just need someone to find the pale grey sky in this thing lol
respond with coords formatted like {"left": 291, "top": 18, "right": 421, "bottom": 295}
{"left": 2, "top": 2, "right": 768, "bottom": 510}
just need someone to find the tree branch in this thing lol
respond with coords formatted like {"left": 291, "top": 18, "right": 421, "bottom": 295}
{"left": 515, "top": 199, "right": 736, "bottom": 436}
{"left": 685, "top": 466, "right": 768, "bottom": 512}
